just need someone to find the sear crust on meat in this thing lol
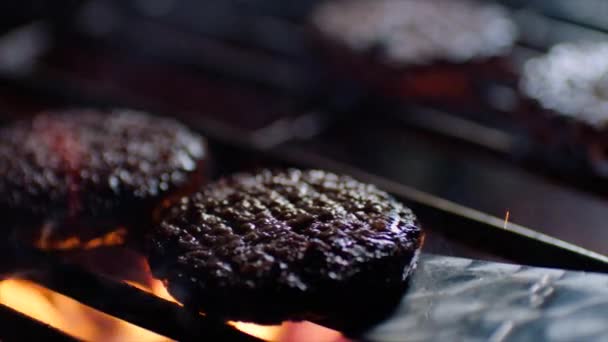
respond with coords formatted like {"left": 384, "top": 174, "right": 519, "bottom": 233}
{"left": 0, "top": 109, "right": 207, "bottom": 243}
{"left": 312, "top": 0, "right": 517, "bottom": 66}
{"left": 311, "top": 0, "right": 517, "bottom": 104}
{"left": 148, "top": 169, "right": 423, "bottom": 323}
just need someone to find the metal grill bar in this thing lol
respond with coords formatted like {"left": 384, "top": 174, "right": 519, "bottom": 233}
{"left": 0, "top": 304, "right": 77, "bottom": 342}
{"left": 267, "top": 145, "right": 608, "bottom": 273}
{"left": 2, "top": 244, "right": 259, "bottom": 342}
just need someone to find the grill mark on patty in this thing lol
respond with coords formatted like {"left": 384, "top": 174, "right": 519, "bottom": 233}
{"left": 148, "top": 169, "right": 423, "bottom": 322}
{"left": 0, "top": 109, "right": 207, "bottom": 246}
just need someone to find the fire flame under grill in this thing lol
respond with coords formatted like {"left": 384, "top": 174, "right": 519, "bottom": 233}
{"left": 35, "top": 227, "right": 128, "bottom": 251}
{"left": 0, "top": 279, "right": 170, "bottom": 341}
{"left": 0, "top": 243, "right": 343, "bottom": 341}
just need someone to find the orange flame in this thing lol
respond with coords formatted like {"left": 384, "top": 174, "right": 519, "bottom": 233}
{"left": 230, "top": 321, "right": 344, "bottom": 342}
{"left": 128, "top": 278, "right": 340, "bottom": 342}
{"left": 0, "top": 278, "right": 172, "bottom": 341}
{"left": 124, "top": 278, "right": 179, "bottom": 305}
{"left": 0, "top": 248, "right": 345, "bottom": 342}
{"left": 35, "top": 227, "right": 127, "bottom": 251}
{"left": 503, "top": 210, "right": 510, "bottom": 229}
{"left": 125, "top": 272, "right": 346, "bottom": 342}
{"left": 230, "top": 322, "right": 284, "bottom": 341}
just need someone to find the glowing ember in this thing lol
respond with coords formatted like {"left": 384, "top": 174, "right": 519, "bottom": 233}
{"left": 35, "top": 227, "right": 127, "bottom": 251}
{"left": 0, "top": 279, "right": 172, "bottom": 342}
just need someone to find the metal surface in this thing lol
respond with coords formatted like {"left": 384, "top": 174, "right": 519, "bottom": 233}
{"left": 269, "top": 144, "right": 608, "bottom": 273}
{"left": 366, "top": 254, "right": 608, "bottom": 342}
{"left": 293, "top": 113, "right": 608, "bottom": 257}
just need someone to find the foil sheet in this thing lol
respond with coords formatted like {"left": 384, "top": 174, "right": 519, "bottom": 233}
{"left": 366, "top": 254, "right": 608, "bottom": 341}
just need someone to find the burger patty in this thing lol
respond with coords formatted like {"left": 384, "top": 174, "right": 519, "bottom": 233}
{"left": 520, "top": 42, "right": 608, "bottom": 176}
{"left": 0, "top": 109, "right": 207, "bottom": 243}
{"left": 521, "top": 42, "right": 608, "bottom": 128}
{"left": 312, "top": 0, "right": 517, "bottom": 66}
{"left": 147, "top": 169, "right": 423, "bottom": 323}
{"left": 311, "top": 0, "right": 517, "bottom": 104}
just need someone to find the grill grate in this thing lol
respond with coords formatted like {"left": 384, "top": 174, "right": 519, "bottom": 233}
{"left": 1, "top": 243, "right": 259, "bottom": 341}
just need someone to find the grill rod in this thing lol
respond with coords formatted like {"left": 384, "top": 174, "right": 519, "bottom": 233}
{"left": 1, "top": 65, "right": 606, "bottom": 273}
{"left": 267, "top": 145, "right": 608, "bottom": 273}
{"left": 0, "top": 303, "right": 77, "bottom": 342}
{"left": 1, "top": 243, "right": 260, "bottom": 342}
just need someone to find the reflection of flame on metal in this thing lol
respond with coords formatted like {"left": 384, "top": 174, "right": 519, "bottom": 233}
{"left": 35, "top": 227, "right": 127, "bottom": 251}
{"left": 0, "top": 279, "right": 172, "bottom": 341}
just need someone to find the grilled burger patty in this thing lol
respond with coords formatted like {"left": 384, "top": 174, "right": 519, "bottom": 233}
{"left": 311, "top": 0, "right": 517, "bottom": 103}
{"left": 148, "top": 169, "right": 423, "bottom": 323}
{"left": 521, "top": 42, "right": 608, "bottom": 127}
{"left": 312, "top": 0, "right": 516, "bottom": 66}
{"left": 0, "top": 109, "right": 207, "bottom": 243}
{"left": 520, "top": 42, "right": 608, "bottom": 175}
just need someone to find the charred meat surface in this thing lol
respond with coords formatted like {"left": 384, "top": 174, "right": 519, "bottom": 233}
{"left": 522, "top": 42, "right": 608, "bottom": 128}
{"left": 0, "top": 109, "right": 207, "bottom": 245}
{"left": 311, "top": 0, "right": 517, "bottom": 102}
{"left": 148, "top": 169, "right": 423, "bottom": 323}
{"left": 521, "top": 42, "right": 608, "bottom": 176}
{"left": 312, "top": 0, "right": 516, "bottom": 66}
